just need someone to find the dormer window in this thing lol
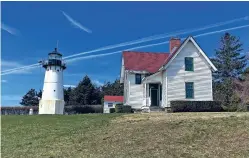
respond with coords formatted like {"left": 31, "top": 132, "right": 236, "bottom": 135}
{"left": 135, "top": 74, "right": 141, "bottom": 84}
{"left": 185, "top": 57, "right": 194, "bottom": 71}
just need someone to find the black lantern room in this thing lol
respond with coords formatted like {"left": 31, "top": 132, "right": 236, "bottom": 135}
{"left": 42, "top": 48, "right": 66, "bottom": 69}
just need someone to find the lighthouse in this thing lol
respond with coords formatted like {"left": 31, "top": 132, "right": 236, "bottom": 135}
{"left": 39, "top": 48, "right": 66, "bottom": 114}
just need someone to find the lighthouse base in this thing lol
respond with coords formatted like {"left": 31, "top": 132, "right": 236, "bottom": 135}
{"left": 39, "top": 100, "right": 65, "bottom": 114}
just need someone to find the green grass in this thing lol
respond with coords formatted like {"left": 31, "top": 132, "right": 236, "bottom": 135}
{"left": 2, "top": 112, "right": 249, "bottom": 158}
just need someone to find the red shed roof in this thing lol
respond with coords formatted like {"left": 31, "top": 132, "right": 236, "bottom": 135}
{"left": 104, "top": 96, "right": 124, "bottom": 102}
{"left": 123, "top": 51, "right": 170, "bottom": 73}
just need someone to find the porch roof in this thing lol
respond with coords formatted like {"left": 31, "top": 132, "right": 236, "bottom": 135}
{"left": 142, "top": 71, "right": 162, "bottom": 84}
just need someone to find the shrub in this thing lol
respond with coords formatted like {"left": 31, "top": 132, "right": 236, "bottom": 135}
{"left": 122, "top": 105, "right": 132, "bottom": 113}
{"left": 1, "top": 106, "right": 39, "bottom": 115}
{"left": 115, "top": 104, "right": 131, "bottom": 113}
{"left": 109, "top": 108, "right": 115, "bottom": 113}
{"left": 1, "top": 105, "right": 103, "bottom": 115}
{"left": 170, "top": 101, "right": 223, "bottom": 112}
{"left": 115, "top": 104, "right": 123, "bottom": 113}
{"left": 65, "top": 105, "right": 103, "bottom": 114}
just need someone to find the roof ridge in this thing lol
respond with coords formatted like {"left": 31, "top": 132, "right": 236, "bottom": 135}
{"left": 123, "top": 51, "right": 169, "bottom": 54}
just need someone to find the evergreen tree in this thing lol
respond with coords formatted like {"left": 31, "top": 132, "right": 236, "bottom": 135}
{"left": 72, "top": 75, "right": 97, "bottom": 105}
{"left": 37, "top": 90, "right": 42, "bottom": 99}
{"left": 212, "top": 33, "right": 247, "bottom": 108}
{"left": 91, "top": 86, "right": 102, "bottom": 105}
{"left": 102, "top": 79, "right": 123, "bottom": 96}
{"left": 64, "top": 87, "right": 72, "bottom": 106}
{"left": 212, "top": 33, "right": 247, "bottom": 80}
{"left": 20, "top": 89, "right": 40, "bottom": 106}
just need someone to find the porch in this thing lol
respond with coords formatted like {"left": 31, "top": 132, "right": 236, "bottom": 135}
{"left": 142, "top": 72, "right": 163, "bottom": 108}
{"left": 143, "top": 83, "right": 162, "bottom": 107}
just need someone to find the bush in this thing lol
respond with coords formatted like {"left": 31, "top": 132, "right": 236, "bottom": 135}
{"left": 109, "top": 108, "right": 115, "bottom": 113}
{"left": 122, "top": 105, "right": 132, "bottom": 113}
{"left": 65, "top": 105, "right": 103, "bottom": 114}
{"left": 115, "top": 104, "right": 131, "bottom": 113}
{"left": 1, "top": 106, "right": 39, "bottom": 115}
{"left": 1, "top": 105, "right": 103, "bottom": 115}
{"left": 170, "top": 101, "right": 223, "bottom": 112}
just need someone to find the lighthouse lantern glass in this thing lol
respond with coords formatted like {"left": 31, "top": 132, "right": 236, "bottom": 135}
{"left": 49, "top": 54, "right": 62, "bottom": 60}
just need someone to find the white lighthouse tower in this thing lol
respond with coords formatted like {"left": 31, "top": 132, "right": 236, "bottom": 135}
{"left": 39, "top": 48, "right": 66, "bottom": 114}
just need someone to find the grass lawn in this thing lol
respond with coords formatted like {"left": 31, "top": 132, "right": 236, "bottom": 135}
{"left": 1, "top": 112, "right": 249, "bottom": 158}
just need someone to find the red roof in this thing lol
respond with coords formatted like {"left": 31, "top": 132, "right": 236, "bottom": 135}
{"left": 104, "top": 96, "right": 123, "bottom": 102}
{"left": 123, "top": 51, "right": 170, "bottom": 73}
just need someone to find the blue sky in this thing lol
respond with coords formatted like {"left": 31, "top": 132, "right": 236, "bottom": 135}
{"left": 1, "top": 1, "right": 249, "bottom": 106}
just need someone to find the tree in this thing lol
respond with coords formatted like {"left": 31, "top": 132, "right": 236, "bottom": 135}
{"left": 233, "top": 66, "right": 249, "bottom": 107}
{"left": 71, "top": 75, "right": 101, "bottom": 105}
{"left": 212, "top": 33, "right": 247, "bottom": 80}
{"left": 102, "top": 79, "right": 124, "bottom": 96}
{"left": 37, "top": 90, "right": 42, "bottom": 99}
{"left": 91, "top": 86, "right": 102, "bottom": 105}
{"left": 20, "top": 89, "right": 40, "bottom": 106}
{"left": 212, "top": 33, "right": 247, "bottom": 108}
{"left": 64, "top": 87, "right": 72, "bottom": 106}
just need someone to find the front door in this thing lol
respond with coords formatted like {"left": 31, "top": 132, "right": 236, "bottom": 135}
{"left": 150, "top": 89, "right": 158, "bottom": 106}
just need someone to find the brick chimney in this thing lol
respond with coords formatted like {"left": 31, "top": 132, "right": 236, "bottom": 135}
{"left": 169, "top": 37, "right": 181, "bottom": 53}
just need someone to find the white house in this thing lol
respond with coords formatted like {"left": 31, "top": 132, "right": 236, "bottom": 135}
{"left": 120, "top": 36, "right": 217, "bottom": 110}
{"left": 103, "top": 95, "right": 124, "bottom": 113}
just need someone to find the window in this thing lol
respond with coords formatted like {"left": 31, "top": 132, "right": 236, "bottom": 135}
{"left": 185, "top": 57, "right": 194, "bottom": 71}
{"left": 108, "top": 103, "right": 113, "bottom": 107}
{"left": 135, "top": 74, "right": 141, "bottom": 84}
{"left": 185, "top": 82, "right": 194, "bottom": 99}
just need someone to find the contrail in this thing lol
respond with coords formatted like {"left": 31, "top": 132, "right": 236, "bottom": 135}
{"left": 1, "top": 65, "right": 40, "bottom": 76}
{"left": 62, "top": 11, "right": 92, "bottom": 33}
{"left": 65, "top": 41, "right": 173, "bottom": 63}
{"left": 1, "top": 23, "right": 249, "bottom": 76}
{"left": 2, "top": 16, "right": 248, "bottom": 74}
{"left": 65, "top": 24, "right": 249, "bottom": 62}
{"left": 63, "top": 16, "right": 249, "bottom": 59}
{"left": 1, "top": 23, "right": 19, "bottom": 36}
{"left": 194, "top": 24, "right": 249, "bottom": 37}
{"left": 1, "top": 63, "right": 40, "bottom": 73}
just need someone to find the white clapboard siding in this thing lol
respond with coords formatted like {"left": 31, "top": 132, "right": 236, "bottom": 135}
{"left": 165, "top": 40, "right": 213, "bottom": 107}
{"left": 126, "top": 73, "right": 144, "bottom": 109}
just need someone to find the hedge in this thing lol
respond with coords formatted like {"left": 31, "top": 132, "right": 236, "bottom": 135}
{"left": 1, "top": 106, "right": 39, "bottom": 115}
{"left": 109, "top": 108, "right": 115, "bottom": 113}
{"left": 64, "top": 105, "right": 103, "bottom": 114}
{"left": 1, "top": 105, "right": 103, "bottom": 115}
{"left": 115, "top": 104, "right": 132, "bottom": 113}
{"left": 170, "top": 101, "right": 223, "bottom": 112}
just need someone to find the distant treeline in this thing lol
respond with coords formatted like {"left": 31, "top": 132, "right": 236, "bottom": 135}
{"left": 20, "top": 76, "right": 123, "bottom": 106}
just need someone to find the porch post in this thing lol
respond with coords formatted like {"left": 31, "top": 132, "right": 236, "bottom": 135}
{"left": 143, "top": 83, "right": 146, "bottom": 106}
{"left": 147, "top": 84, "right": 151, "bottom": 107}
{"left": 128, "top": 81, "right": 130, "bottom": 105}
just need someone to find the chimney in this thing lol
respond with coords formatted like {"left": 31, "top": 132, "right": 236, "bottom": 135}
{"left": 169, "top": 37, "right": 181, "bottom": 53}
